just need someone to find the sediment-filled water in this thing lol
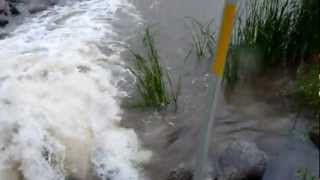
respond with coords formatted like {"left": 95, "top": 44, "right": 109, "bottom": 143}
{"left": 1, "top": 0, "right": 319, "bottom": 180}
{"left": 0, "top": 0, "right": 151, "bottom": 179}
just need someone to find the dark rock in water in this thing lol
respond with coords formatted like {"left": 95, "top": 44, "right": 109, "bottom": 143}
{"left": 28, "top": 4, "right": 46, "bottom": 13}
{"left": 0, "top": 0, "right": 19, "bottom": 15}
{"left": 27, "top": 0, "right": 59, "bottom": 14}
{"left": 167, "top": 167, "right": 193, "bottom": 180}
{"left": 218, "top": 140, "right": 268, "bottom": 180}
{"left": 0, "top": 17, "right": 8, "bottom": 27}
{"left": 9, "top": 3, "right": 19, "bottom": 15}
{"left": 28, "top": 5, "right": 49, "bottom": 14}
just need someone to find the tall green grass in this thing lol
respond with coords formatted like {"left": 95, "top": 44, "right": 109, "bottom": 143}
{"left": 185, "top": 17, "right": 216, "bottom": 60}
{"left": 234, "top": 0, "right": 292, "bottom": 71}
{"left": 128, "top": 27, "right": 179, "bottom": 110}
{"left": 224, "top": 0, "right": 320, "bottom": 88}
{"left": 287, "top": 0, "right": 320, "bottom": 66}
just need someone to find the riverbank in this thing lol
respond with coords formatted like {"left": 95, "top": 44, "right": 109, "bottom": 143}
{"left": 121, "top": 0, "right": 319, "bottom": 179}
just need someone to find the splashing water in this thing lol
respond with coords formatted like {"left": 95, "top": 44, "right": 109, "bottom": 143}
{"left": 0, "top": 0, "right": 151, "bottom": 180}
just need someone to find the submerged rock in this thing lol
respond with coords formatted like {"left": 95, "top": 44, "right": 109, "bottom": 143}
{"left": 0, "top": 16, "right": 8, "bottom": 27}
{"left": 27, "top": 0, "right": 58, "bottom": 13}
{"left": 0, "top": 0, "right": 20, "bottom": 28}
{"left": 0, "top": 0, "right": 19, "bottom": 15}
{"left": 218, "top": 140, "right": 268, "bottom": 180}
{"left": 167, "top": 167, "right": 193, "bottom": 180}
{"left": 9, "top": 2, "right": 19, "bottom": 15}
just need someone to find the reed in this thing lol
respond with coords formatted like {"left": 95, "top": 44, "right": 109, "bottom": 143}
{"left": 128, "top": 27, "right": 179, "bottom": 109}
{"left": 224, "top": 0, "right": 320, "bottom": 88}
{"left": 185, "top": 17, "right": 216, "bottom": 60}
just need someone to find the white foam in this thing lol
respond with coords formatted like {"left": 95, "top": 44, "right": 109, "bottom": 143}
{"left": 0, "top": 0, "right": 150, "bottom": 179}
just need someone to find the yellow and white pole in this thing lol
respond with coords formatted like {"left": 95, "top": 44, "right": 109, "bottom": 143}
{"left": 194, "top": 0, "right": 237, "bottom": 179}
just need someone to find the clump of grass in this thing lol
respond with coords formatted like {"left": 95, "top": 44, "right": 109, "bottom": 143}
{"left": 236, "top": 0, "right": 293, "bottom": 71}
{"left": 128, "top": 27, "right": 179, "bottom": 110}
{"left": 297, "top": 168, "right": 317, "bottom": 180}
{"left": 289, "top": 63, "right": 320, "bottom": 122}
{"left": 185, "top": 17, "right": 215, "bottom": 60}
{"left": 224, "top": 0, "right": 320, "bottom": 89}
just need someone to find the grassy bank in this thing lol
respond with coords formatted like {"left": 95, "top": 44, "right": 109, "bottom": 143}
{"left": 224, "top": 0, "right": 319, "bottom": 122}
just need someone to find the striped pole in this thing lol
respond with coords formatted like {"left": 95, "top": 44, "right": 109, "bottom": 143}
{"left": 194, "top": 1, "right": 237, "bottom": 180}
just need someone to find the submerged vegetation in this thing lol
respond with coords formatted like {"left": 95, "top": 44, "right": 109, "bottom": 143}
{"left": 185, "top": 17, "right": 215, "bottom": 60}
{"left": 297, "top": 168, "right": 318, "bottom": 180}
{"left": 128, "top": 27, "right": 179, "bottom": 110}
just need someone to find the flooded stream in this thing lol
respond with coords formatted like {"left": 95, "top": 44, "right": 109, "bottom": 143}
{"left": 0, "top": 0, "right": 151, "bottom": 179}
{"left": 0, "top": 0, "right": 318, "bottom": 180}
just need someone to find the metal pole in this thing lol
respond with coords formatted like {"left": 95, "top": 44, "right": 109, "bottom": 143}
{"left": 194, "top": 1, "right": 237, "bottom": 179}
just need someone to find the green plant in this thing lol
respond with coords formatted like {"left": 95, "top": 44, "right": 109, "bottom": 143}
{"left": 128, "top": 27, "right": 178, "bottom": 109}
{"left": 223, "top": 0, "right": 293, "bottom": 89}
{"left": 239, "top": 0, "right": 293, "bottom": 71}
{"left": 297, "top": 168, "right": 317, "bottom": 180}
{"left": 231, "top": 0, "right": 320, "bottom": 70}
{"left": 287, "top": 0, "right": 320, "bottom": 66}
{"left": 224, "top": 0, "right": 320, "bottom": 89}
{"left": 167, "top": 73, "right": 181, "bottom": 112}
{"left": 290, "top": 63, "right": 320, "bottom": 122}
{"left": 185, "top": 17, "right": 216, "bottom": 60}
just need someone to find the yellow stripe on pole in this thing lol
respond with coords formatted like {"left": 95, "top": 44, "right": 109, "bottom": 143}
{"left": 212, "top": 2, "right": 236, "bottom": 76}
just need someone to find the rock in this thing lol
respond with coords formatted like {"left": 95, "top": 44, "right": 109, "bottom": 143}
{"left": 9, "top": 3, "right": 19, "bottom": 15}
{"left": 28, "top": 4, "right": 46, "bottom": 13}
{"left": 167, "top": 167, "right": 193, "bottom": 180}
{"left": 27, "top": 0, "right": 58, "bottom": 14}
{"left": 218, "top": 140, "right": 268, "bottom": 180}
{"left": 0, "top": 16, "right": 8, "bottom": 27}
{"left": 0, "top": 0, "right": 19, "bottom": 17}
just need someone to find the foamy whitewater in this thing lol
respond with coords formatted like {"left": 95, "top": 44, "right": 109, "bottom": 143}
{"left": 0, "top": 0, "right": 151, "bottom": 180}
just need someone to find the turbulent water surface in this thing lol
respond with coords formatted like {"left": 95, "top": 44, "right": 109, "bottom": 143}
{"left": 0, "top": 0, "right": 151, "bottom": 180}
{"left": 1, "top": 0, "right": 319, "bottom": 180}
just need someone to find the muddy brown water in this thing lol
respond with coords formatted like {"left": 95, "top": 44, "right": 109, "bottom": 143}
{"left": 1, "top": 0, "right": 317, "bottom": 179}
{"left": 116, "top": 0, "right": 319, "bottom": 180}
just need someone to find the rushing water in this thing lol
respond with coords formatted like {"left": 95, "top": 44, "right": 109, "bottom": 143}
{"left": 0, "top": 0, "right": 151, "bottom": 180}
